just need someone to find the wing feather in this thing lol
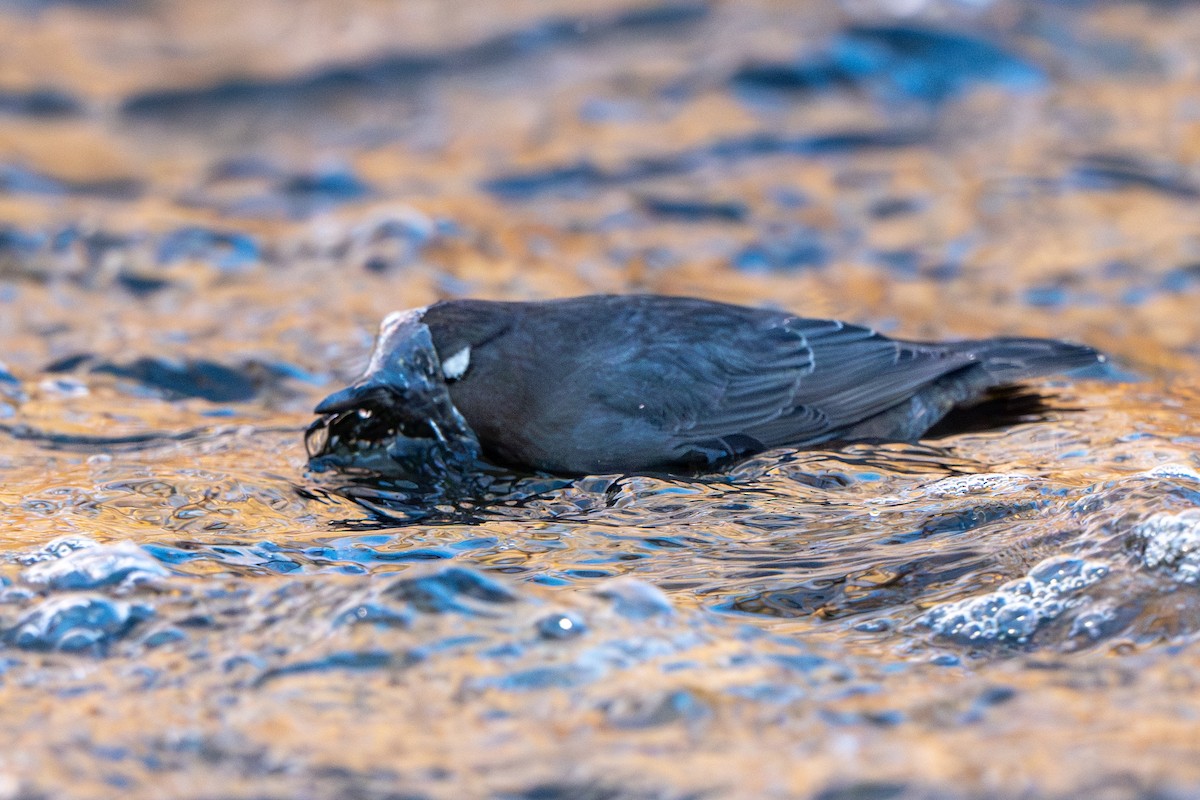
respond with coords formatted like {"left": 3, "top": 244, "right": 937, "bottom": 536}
{"left": 598, "top": 313, "right": 976, "bottom": 451}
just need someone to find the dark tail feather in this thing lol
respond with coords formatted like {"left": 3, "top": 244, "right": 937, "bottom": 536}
{"left": 925, "top": 385, "right": 1064, "bottom": 439}
{"left": 954, "top": 337, "right": 1105, "bottom": 384}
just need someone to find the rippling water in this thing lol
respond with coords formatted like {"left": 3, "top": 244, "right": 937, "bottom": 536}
{"left": 3, "top": 1, "right": 1200, "bottom": 798}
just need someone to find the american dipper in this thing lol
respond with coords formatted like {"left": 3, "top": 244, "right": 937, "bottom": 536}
{"left": 308, "top": 294, "right": 1103, "bottom": 476}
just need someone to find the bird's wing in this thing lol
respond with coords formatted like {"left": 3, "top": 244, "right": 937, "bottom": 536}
{"left": 597, "top": 316, "right": 975, "bottom": 451}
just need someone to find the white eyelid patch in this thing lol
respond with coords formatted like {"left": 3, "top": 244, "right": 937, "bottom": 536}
{"left": 442, "top": 346, "right": 471, "bottom": 380}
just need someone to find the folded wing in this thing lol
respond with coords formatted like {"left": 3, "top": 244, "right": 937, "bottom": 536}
{"left": 601, "top": 316, "right": 985, "bottom": 454}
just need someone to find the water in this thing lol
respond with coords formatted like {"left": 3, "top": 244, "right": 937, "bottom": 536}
{"left": 2, "top": 0, "right": 1200, "bottom": 797}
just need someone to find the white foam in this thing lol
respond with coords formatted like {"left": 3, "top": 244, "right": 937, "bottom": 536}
{"left": 1141, "top": 463, "right": 1200, "bottom": 483}
{"left": 922, "top": 473, "right": 1036, "bottom": 498}
{"left": 919, "top": 556, "right": 1109, "bottom": 644}
{"left": 1135, "top": 509, "right": 1200, "bottom": 584}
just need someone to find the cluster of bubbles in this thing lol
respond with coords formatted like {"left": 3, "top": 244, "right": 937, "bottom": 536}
{"left": 918, "top": 556, "right": 1110, "bottom": 645}
{"left": 1135, "top": 509, "right": 1200, "bottom": 585}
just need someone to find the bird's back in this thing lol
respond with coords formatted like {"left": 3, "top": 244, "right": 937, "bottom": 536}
{"left": 425, "top": 295, "right": 1101, "bottom": 474}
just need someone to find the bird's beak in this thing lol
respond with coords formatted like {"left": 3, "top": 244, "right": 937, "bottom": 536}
{"left": 313, "top": 382, "right": 401, "bottom": 415}
{"left": 315, "top": 310, "right": 445, "bottom": 417}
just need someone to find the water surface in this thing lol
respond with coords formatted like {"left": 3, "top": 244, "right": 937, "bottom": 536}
{"left": 3, "top": 1, "right": 1200, "bottom": 797}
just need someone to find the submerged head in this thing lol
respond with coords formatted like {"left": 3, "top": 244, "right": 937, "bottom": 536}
{"left": 306, "top": 309, "right": 481, "bottom": 478}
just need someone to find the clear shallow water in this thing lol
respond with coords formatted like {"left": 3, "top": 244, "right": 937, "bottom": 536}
{"left": 3, "top": 1, "right": 1200, "bottom": 798}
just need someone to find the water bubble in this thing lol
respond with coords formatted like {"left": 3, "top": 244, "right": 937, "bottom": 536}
{"left": 922, "top": 473, "right": 1035, "bottom": 498}
{"left": 1028, "top": 557, "right": 1110, "bottom": 591}
{"left": 1069, "top": 605, "right": 1118, "bottom": 641}
{"left": 994, "top": 603, "right": 1039, "bottom": 641}
{"left": 1134, "top": 509, "right": 1200, "bottom": 584}
{"left": 333, "top": 601, "right": 412, "bottom": 629}
{"left": 537, "top": 612, "right": 587, "bottom": 640}
{"left": 919, "top": 556, "right": 1109, "bottom": 645}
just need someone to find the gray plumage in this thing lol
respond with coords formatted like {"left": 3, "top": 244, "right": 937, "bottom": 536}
{"left": 311, "top": 294, "right": 1103, "bottom": 476}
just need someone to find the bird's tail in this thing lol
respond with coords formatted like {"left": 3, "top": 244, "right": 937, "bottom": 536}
{"left": 949, "top": 337, "right": 1105, "bottom": 385}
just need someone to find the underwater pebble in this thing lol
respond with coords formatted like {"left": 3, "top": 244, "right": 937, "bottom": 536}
{"left": 1162, "top": 263, "right": 1200, "bottom": 293}
{"left": 143, "top": 628, "right": 187, "bottom": 648}
{"left": 116, "top": 272, "right": 173, "bottom": 296}
{"left": 279, "top": 168, "right": 372, "bottom": 210}
{"left": 382, "top": 565, "right": 519, "bottom": 615}
{"left": 4, "top": 594, "right": 153, "bottom": 653}
{"left": 769, "top": 652, "right": 853, "bottom": 681}
{"left": 1135, "top": 509, "right": 1200, "bottom": 584}
{"left": 483, "top": 663, "right": 602, "bottom": 692}
{"left": 0, "top": 164, "right": 66, "bottom": 195}
{"left": 733, "top": 23, "right": 1044, "bottom": 106}
{"left": 22, "top": 541, "right": 168, "bottom": 591}
{"left": 483, "top": 129, "right": 922, "bottom": 201}
{"left": 254, "top": 649, "right": 417, "bottom": 687}
{"left": 957, "top": 685, "right": 1017, "bottom": 724}
{"left": 639, "top": 195, "right": 748, "bottom": 223}
{"left": 0, "top": 226, "right": 44, "bottom": 263}
{"left": 733, "top": 224, "right": 829, "bottom": 273}
{"left": 1072, "top": 153, "right": 1200, "bottom": 198}
{"left": 0, "top": 88, "right": 81, "bottom": 118}
{"left": 919, "top": 556, "right": 1109, "bottom": 644}
{"left": 92, "top": 358, "right": 259, "bottom": 403}
{"left": 156, "top": 226, "right": 260, "bottom": 272}
{"left": 0, "top": 361, "right": 24, "bottom": 403}
{"left": 602, "top": 689, "right": 709, "bottom": 728}
{"left": 594, "top": 578, "right": 674, "bottom": 619}
{"left": 841, "top": 24, "right": 1046, "bottom": 103}
{"left": 37, "top": 377, "right": 88, "bottom": 398}
{"left": 344, "top": 210, "right": 436, "bottom": 273}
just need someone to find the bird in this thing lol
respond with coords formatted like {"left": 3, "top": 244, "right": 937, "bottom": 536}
{"left": 308, "top": 294, "right": 1104, "bottom": 477}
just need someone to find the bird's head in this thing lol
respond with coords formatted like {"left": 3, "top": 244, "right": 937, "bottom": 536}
{"left": 306, "top": 309, "right": 481, "bottom": 477}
